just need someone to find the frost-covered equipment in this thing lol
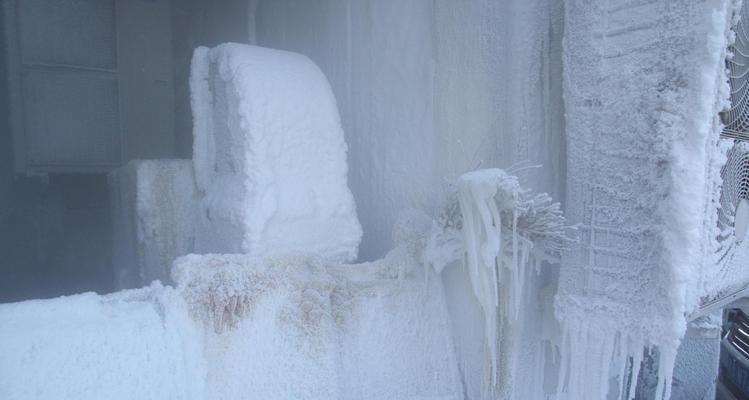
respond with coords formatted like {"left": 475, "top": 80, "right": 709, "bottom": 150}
{"left": 694, "top": 2, "right": 749, "bottom": 319}
{"left": 555, "top": 1, "right": 739, "bottom": 399}
{"left": 721, "top": 0, "right": 749, "bottom": 141}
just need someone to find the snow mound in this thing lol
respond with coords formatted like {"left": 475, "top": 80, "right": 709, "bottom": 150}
{"left": 190, "top": 44, "right": 362, "bottom": 263}
{"left": 0, "top": 244, "right": 462, "bottom": 400}
{"left": 0, "top": 284, "right": 205, "bottom": 400}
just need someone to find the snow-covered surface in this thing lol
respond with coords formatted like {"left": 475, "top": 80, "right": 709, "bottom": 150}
{"left": 190, "top": 43, "right": 361, "bottom": 263}
{"left": 109, "top": 160, "right": 198, "bottom": 288}
{"left": 174, "top": 245, "right": 462, "bottom": 400}
{"left": 555, "top": 1, "right": 737, "bottom": 399}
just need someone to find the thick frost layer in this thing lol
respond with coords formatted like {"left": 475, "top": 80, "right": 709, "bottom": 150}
{"left": 190, "top": 44, "right": 361, "bottom": 263}
{"left": 172, "top": 244, "right": 462, "bottom": 400}
{"left": 109, "top": 160, "right": 198, "bottom": 288}
{"left": 555, "top": 1, "right": 738, "bottom": 399}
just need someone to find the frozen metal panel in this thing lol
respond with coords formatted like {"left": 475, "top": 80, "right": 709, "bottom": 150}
{"left": 18, "top": 0, "right": 116, "bottom": 69}
{"left": 22, "top": 69, "right": 120, "bottom": 167}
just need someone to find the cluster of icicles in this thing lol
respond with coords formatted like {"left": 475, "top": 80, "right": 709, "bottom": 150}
{"left": 435, "top": 168, "right": 569, "bottom": 394}
{"left": 450, "top": 168, "right": 678, "bottom": 400}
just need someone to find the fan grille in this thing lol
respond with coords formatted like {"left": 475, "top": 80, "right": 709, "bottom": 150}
{"left": 717, "top": 143, "right": 749, "bottom": 259}
{"left": 723, "top": 1, "right": 749, "bottom": 140}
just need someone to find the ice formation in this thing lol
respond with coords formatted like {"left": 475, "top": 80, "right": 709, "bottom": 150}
{"left": 425, "top": 168, "right": 567, "bottom": 397}
{"left": 109, "top": 160, "right": 198, "bottom": 288}
{"left": 555, "top": 1, "right": 739, "bottom": 399}
{"left": 190, "top": 44, "right": 362, "bottom": 263}
{"left": 172, "top": 240, "right": 462, "bottom": 400}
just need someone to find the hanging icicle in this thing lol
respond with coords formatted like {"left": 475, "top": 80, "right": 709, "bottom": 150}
{"left": 426, "top": 168, "right": 571, "bottom": 395}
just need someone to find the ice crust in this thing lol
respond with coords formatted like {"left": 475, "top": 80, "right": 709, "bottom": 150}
{"left": 555, "top": 1, "right": 738, "bottom": 399}
{"left": 190, "top": 44, "right": 362, "bottom": 263}
{"left": 423, "top": 168, "right": 567, "bottom": 399}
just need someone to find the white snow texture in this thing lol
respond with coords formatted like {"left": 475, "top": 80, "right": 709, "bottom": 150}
{"left": 3, "top": 3, "right": 746, "bottom": 395}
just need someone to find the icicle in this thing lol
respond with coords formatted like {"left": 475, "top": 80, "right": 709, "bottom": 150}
{"left": 655, "top": 343, "right": 677, "bottom": 400}
{"left": 451, "top": 168, "right": 570, "bottom": 395}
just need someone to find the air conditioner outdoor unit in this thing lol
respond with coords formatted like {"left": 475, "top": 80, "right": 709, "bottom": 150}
{"left": 694, "top": 1, "right": 749, "bottom": 318}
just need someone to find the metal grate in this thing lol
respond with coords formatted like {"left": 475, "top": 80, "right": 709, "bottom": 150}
{"left": 717, "top": 142, "right": 749, "bottom": 258}
{"left": 723, "top": 1, "right": 749, "bottom": 140}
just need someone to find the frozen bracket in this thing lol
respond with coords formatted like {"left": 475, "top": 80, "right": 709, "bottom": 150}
{"left": 108, "top": 159, "right": 198, "bottom": 289}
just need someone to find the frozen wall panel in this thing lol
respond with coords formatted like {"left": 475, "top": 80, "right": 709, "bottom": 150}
{"left": 190, "top": 44, "right": 361, "bottom": 263}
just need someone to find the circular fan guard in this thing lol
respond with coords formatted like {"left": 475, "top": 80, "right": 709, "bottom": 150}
{"left": 723, "top": 1, "right": 749, "bottom": 140}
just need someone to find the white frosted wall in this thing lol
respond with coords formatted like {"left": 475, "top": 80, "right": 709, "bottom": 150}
{"left": 254, "top": 1, "right": 565, "bottom": 398}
